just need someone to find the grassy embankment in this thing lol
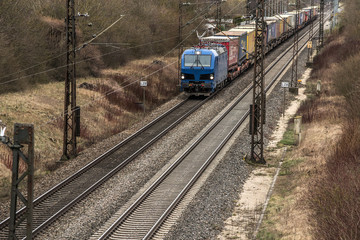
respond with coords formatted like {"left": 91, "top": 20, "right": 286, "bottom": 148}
{"left": 257, "top": 4, "right": 360, "bottom": 239}
{"left": 0, "top": 56, "right": 178, "bottom": 201}
{"left": 258, "top": 32, "right": 360, "bottom": 240}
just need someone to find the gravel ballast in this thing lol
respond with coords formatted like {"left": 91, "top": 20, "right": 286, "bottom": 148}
{"left": 1, "top": 25, "right": 312, "bottom": 239}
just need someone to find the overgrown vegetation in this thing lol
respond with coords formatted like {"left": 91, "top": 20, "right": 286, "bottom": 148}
{"left": 305, "top": 1, "right": 360, "bottom": 238}
{"left": 258, "top": 1, "right": 360, "bottom": 239}
{"left": 308, "top": 45, "right": 360, "bottom": 240}
{"left": 0, "top": 56, "right": 179, "bottom": 173}
{"left": 0, "top": 0, "right": 244, "bottom": 93}
{"left": 0, "top": 0, "right": 245, "bottom": 205}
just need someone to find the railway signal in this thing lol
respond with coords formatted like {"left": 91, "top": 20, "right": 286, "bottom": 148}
{"left": 1, "top": 124, "right": 34, "bottom": 240}
{"left": 140, "top": 81, "right": 147, "bottom": 117}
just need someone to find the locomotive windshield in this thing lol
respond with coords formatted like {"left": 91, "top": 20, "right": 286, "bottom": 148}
{"left": 184, "top": 54, "right": 211, "bottom": 67}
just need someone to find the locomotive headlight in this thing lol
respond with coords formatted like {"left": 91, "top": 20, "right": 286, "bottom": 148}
{"left": 181, "top": 74, "right": 185, "bottom": 79}
{"left": 210, "top": 74, "right": 214, "bottom": 80}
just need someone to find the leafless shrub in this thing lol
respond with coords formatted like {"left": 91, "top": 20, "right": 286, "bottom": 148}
{"left": 0, "top": 151, "right": 28, "bottom": 173}
{"left": 308, "top": 120, "right": 360, "bottom": 240}
{"left": 307, "top": 11, "right": 360, "bottom": 237}
{"left": 297, "top": 97, "right": 319, "bottom": 123}
{"left": 0, "top": 152, "right": 12, "bottom": 171}
{"left": 44, "top": 160, "right": 60, "bottom": 172}
{"left": 313, "top": 39, "right": 360, "bottom": 73}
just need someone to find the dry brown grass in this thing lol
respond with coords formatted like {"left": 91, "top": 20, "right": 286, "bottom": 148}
{"left": 264, "top": 24, "right": 360, "bottom": 240}
{"left": 258, "top": 111, "right": 343, "bottom": 240}
{"left": 0, "top": 56, "right": 178, "bottom": 194}
{"left": 306, "top": 39, "right": 360, "bottom": 240}
{"left": 258, "top": 25, "right": 360, "bottom": 239}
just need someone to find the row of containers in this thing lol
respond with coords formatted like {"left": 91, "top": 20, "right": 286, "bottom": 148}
{"left": 200, "top": 6, "right": 318, "bottom": 71}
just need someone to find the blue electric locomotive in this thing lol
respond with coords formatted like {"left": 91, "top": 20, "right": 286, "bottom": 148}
{"left": 180, "top": 46, "right": 228, "bottom": 96}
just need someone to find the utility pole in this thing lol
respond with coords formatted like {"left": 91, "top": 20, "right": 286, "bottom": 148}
{"left": 290, "top": 0, "right": 300, "bottom": 90}
{"left": 318, "top": 0, "right": 324, "bottom": 50}
{"left": 178, "top": 1, "right": 183, "bottom": 87}
{"left": 307, "top": 0, "right": 314, "bottom": 65}
{"left": 62, "top": 0, "right": 80, "bottom": 160}
{"left": 216, "top": 0, "right": 222, "bottom": 31}
{"left": 246, "top": 0, "right": 251, "bottom": 18}
{"left": 178, "top": 2, "right": 190, "bottom": 87}
{"left": 250, "top": 0, "right": 266, "bottom": 164}
{"left": 247, "top": 0, "right": 255, "bottom": 19}
{"left": 332, "top": 0, "right": 338, "bottom": 29}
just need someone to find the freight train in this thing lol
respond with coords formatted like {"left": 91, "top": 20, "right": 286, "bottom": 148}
{"left": 180, "top": 6, "right": 318, "bottom": 96}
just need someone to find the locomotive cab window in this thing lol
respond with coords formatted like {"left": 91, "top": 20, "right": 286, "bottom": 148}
{"left": 184, "top": 55, "right": 211, "bottom": 67}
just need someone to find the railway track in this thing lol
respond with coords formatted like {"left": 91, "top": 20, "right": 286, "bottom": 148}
{"left": 90, "top": 19, "right": 324, "bottom": 240}
{"left": 0, "top": 97, "right": 213, "bottom": 239}
{"left": 0, "top": 14, "right": 327, "bottom": 239}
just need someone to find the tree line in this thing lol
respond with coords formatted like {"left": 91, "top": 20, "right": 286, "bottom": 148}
{"left": 0, "top": 0, "right": 243, "bottom": 93}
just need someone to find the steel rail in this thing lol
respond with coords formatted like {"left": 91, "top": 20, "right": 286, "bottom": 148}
{"left": 145, "top": 17, "right": 329, "bottom": 239}
{"left": 97, "top": 17, "right": 325, "bottom": 239}
{"left": 0, "top": 100, "right": 185, "bottom": 226}
{"left": 0, "top": 13, "right": 329, "bottom": 239}
{"left": 28, "top": 99, "right": 209, "bottom": 238}
{"left": 1, "top": 97, "right": 213, "bottom": 239}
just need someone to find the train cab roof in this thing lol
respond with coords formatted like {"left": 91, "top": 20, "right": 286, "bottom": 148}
{"left": 183, "top": 47, "right": 226, "bottom": 57}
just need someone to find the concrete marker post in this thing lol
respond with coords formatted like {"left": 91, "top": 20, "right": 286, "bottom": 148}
{"left": 294, "top": 116, "right": 302, "bottom": 145}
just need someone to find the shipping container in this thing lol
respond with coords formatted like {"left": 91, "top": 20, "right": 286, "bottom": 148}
{"left": 234, "top": 22, "right": 274, "bottom": 46}
{"left": 265, "top": 17, "right": 282, "bottom": 38}
{"left": 289, "top": 14, "right": 296, "bottom": 29}
{"left": 280, "top": 15, "right": 288, "bottom": 33}
{"left": 215, "top": 31, "right": 247, "bottom": 64}
{"left": 311, "top": 6, "right": 318, "bottom": 16}
{"left": 280, "top": 13, "right": 296, "bottom": 30}
{"left": 286, "top": 11, "right": 300, "bottom": 28}
{"left": 279, "top": 15, "right": 291, "bottom": 32}
{"left": 200, "top": 36, "right": 240, "bottom": 67}
{"left": 303, "top": 6, "right": 317, "bottom": 19}
{"left": 229, "top": 27, "right": 255, "bottom": 59}
{"left": 265, "top": 20, "right": 277, "bottom": 43}
{"left": 299, "top": 11, "right": 305, "bottom": 25}
{"left": 302, "top": 8, "right": 311, "bottom": 22}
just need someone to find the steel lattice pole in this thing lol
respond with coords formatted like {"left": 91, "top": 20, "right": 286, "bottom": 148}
{"left": 318, "top": 0, "right": 324, "bottom": 49}
{"left": 178, "top": 2, "right": 183, "bottom": 88}
{"left": 62, "top": 0, "right": 77, "bottom": 160}
{"left": 290, "top": 0, "right": 300, "bottom": 88}
{"left": 250, "top": 0, "right": 266, "bottom": 164}
{"left": 307, "top": 0, "right": 314, "bottom": 63}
